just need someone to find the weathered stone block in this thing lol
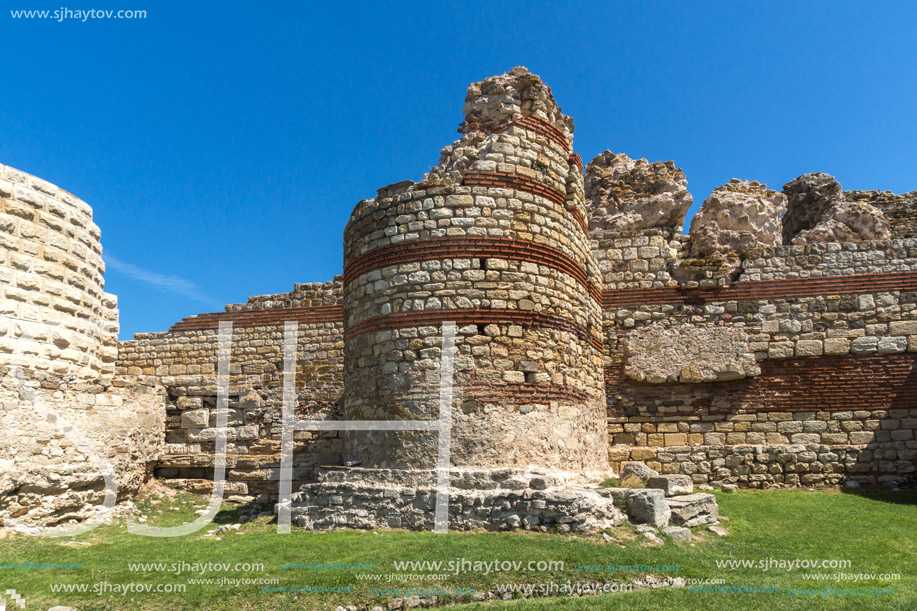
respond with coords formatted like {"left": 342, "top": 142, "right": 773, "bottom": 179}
{"left": 621, "top": 461, "right": 658, "bottom": 480}
{"left": 795, "top": 340, "right": 823, "bottom": 357}
{"left": 667, "top": 493, "right": 718, "bottom": 527}
{"left": 823, "top": 337, "right": 851, "bottom": 355}
{"left": 626, "top": 489, "right": 670, "bottom": 527}
{"left": 647, "top": 475, "right": 693, "bottom": 497}
{"left": 662, "top": 525, "right": 693, "bottom": 541}
{"left": 181, "top": 409, "right": 209, "bottom": 429}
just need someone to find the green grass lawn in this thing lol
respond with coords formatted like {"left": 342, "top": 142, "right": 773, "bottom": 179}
{"left": 0, "top": 485, "right": 914, "bottom": 610}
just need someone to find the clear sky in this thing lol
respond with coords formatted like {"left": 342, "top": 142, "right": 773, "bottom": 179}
{"left": 2, "top": 1, "right": 914, "bottom": 339}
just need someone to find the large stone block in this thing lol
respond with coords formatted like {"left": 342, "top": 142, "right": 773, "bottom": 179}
{"left": 667, "top": 493, "right": 718, "bottom": 527}
{"left": 181, "top": 409, "right": 209, "bottom": 429}
{"left": 626, "top": 489, "right": 670, "bottom": 527}
{"left": 647, "top": 475, "right": 693, "bottom": 497}
{"left": 621, "top": 461, "right": 659, "bottom": 480}
{"left": 624, "top": 323, "right": 759, "bottom": 384}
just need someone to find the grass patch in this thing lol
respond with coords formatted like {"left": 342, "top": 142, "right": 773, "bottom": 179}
{"left": 0, "top": 487, "right": 913, "bottom": 610}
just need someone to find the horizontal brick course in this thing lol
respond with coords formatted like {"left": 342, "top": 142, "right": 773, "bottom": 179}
{"left": 606, "top": 353, "right": 917, "bottom": 415}
{"left": 491, "top": 114, "right": 572, "bottom": 153}
{"left": 343, "top": 307, "right": 603, "bottom": 352}
{"left": 342, "top": 237, "right": 602, "bottom": 303}
{"left": 462, "top": 171, "right": 589, "bottom": 236}
{"left": 602, "top": 270, "right": 917, "bottom": 308}
{"left": 168, "top": 304, "right": 343, "bottom": 332}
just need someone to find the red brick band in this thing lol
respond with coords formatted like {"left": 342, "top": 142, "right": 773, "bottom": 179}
{"left": 569, "top": 152, "right": 583, "bottom": 173}
{"left": 603, "top": 271, "right": 917, "bottom": 308}
{"left": 344, "top": 308, "right": 603, "bottom": 351}
{"left": 466, "top": 382, "right": 592, "bottom": 406}
{"left": 463, "top": 170, "right": 565, "bottom": 205}
{"left": 461, "top": 170, "right": 589, "bottom": 237}
{"left": 491, "top": 115, "right": 571, "bottom": 152}
{"left": 570, "top": 207, "right": 589, "bottom": 235}
{"left": 343, "top": 237, "right": 602, "bottom": 304}
{"left": 605, "top": 353, "right": 916, "bottom": 415}
{"left": 168, "top": 304, "right": 343, "bottom": 332}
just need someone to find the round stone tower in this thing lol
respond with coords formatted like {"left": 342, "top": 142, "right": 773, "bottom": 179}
{"left": 0, "top": 163, "right": 164, "bottom": 528}
{"left": 341, "top": 67, "right": 607, "bottom": 473}
{"left": 0, "top": 163, "right": 119, "bottom": 377}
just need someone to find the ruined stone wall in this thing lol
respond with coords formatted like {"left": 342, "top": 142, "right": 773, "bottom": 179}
{"left": 115, "top": 280, "right": 345, "bottom": 503}
{"left": 598, "top": 187, "right": 917, "bottom": 487}
{"left": 0, "top": 163, "right": 166, "bottom": 527}
{"left": 341, "top": 68, "right": 607, "bottom": 474}
{"left": 591, "top": 231, "right": 688, "bottom": 290}
{"left": 849, "top": 190, "right": 917, "bottom": 240}
{"left": 0, "top": 371, "right": 165, "bottom": 525}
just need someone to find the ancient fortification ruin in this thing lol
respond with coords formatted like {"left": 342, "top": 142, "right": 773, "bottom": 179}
{"left": 2, "top": 67, "right": 915, "bottom": 530}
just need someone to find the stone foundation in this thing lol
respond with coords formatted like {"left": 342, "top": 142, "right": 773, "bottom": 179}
{"left": 288, "top": 466, "right": 721, "bottom": 533}
{"left": 290, "top": 467, "right": 621, "bottom": 533}
{"left": 609, "top": 441, "right": 916, "bottom": 488}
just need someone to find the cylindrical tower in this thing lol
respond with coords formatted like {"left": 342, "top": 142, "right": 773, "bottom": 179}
{"left": 341, "top": 67, "right": 607, "bottom": 473}
{"left": 0, "top": 163, "right": 119, "bottom": 377}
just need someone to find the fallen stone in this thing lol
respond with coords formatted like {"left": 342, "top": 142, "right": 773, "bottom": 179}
{"left": 602, "top": 532, "right": 622, "bottom": 545}
{"left": 662, "top": 526, "right": 693, "bottom": 541}
{"left": 621, "top": 461, "right": 659, "bottom": 480}
{"left": 641, "top": 531, "right": 665, "bottom": 547}
{"left": 707, "top": 524, "right": 730, "bottom": 537}
{"left": 667, "top": 493, "right": 718, "bottom": 527}
{"left": 626, "top": 489, "right": 670, "bottom": 528}
{"left": 720, "top": 484, "right": 738, "bottom": 493}
{"left": 647, "top": 475, "right": 694, "bottom": 497}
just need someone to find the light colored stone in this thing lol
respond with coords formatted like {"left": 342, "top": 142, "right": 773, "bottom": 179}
{"left": 662, "top": 525, "right": 693, "bottom": 541}
{"left": 823, "top": 338, "right": 850, "bottom": 355}
{"left": 626, "top": 489, "right": 670, "bottom": 527}
{"left": 181, "top": 408, "right": 209, "bottom": 429}
{"left": 621, "top": 461, "right": 659, "bottom": 480}
{"left": 684, "top": 179, "right": 787, "bottom": 273}
{"left": 624, "top": 323, "right": 759, "bottom": 384}
{"left": 795, "top": 340, "right": 823, "bottom": 357}
{"left": 584, "top": 152, "right": 692, "bottom": 234}
{"left": 647, "top": 475, "right": 693, "bottom": 497}
{"left": 667, "top": 493, "right": 718, "bottom": 527}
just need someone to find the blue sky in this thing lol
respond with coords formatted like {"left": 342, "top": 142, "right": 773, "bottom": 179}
{"left": 2, "top": 1, "right": 914, "bottom": 339}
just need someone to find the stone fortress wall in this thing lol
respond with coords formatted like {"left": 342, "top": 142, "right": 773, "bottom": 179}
{"left": 114, "top": 68, "right": 916, "bottom": 500}
{"left": 4, "top": 67, "right": 915, "bottom": 528}
{"left": 595, "top": 162, "right": 917, "bottom": 489}
{"left": 117, "top": 280, "right": 345, "bottom": 504}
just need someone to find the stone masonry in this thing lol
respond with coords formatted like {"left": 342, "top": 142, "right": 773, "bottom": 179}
{"left": 2, "top": 66, "right": 915, "bottom": 528}
{"left": 0, "top": 164, "right": 165, "bottom": 527}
